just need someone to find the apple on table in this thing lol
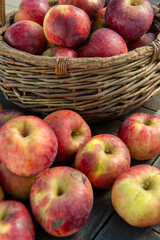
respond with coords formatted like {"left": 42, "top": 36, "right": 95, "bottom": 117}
{"left": 0, "top": 200, "right": 35, "bottom": 240}
{"left": 118, "top": 113, "right": 160, "bottom": 160}
{"left": 30, "top": 166, "right": 94, "bottom": 237}
{"left": 111, "top": 164, "right": 160, "bottom": 227}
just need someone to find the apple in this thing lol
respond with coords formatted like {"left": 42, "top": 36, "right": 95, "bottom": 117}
{"left": 118, "top": 113, "right": 160, "bottom": 160}
{"left": 78, "top": 28, "right": 128, "bottom": 57}
{"left": 59, "top": 0, "right": 105, "bottom": 19}
{"left": 42, "top": 46, "right": 78, "bottom": 58}
{"left": 75, "top": 134, "right": 131, "bottom": 189}
{"left": 43, "top": 110, "right": 91, "bottom": 164}
{"left": 0, "top": 200, "right": 35, "bottom": 239}
{"left": 43, "top": 5, "right": 91, "bottom": 48}
{"left": 127, "top": 32, "right": 156, "bottom": 51}
{"left": 111, "top": 164, "right": 160, "bottom": 227}
{"left": 91, "top": 7, "right": 107, "bottom": 32}
{"left": 0, "top": 162, "right": 46, "bottom": 200}
{"left": 4, "top": 20, "right": 47, "bottom": 55}
{"left": 30, "top": 166, "right": 94, "bottom": 237}
{"left": 0, "top": 115, "right": 58, "bottom": 176}
{"left": 104, "top": 0, "right": 111, "bottom": 7}
{"left": 0, "top": 185, "right": 4, "bottom": 201}
{"left": 105, "top": 0, "right": 154, "bottom": 41}
{"left": 0, "top": 109, "right": 24, "bottom": 128}
{"left": 14, "top": 0, "right": 50, "bottom": 26}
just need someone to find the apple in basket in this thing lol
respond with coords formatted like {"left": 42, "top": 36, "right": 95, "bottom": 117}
{"left": 0, "top": 185, "right": 4, "bottom": 201}
{"left": 4, "top": 20, "right": 47, "bottom": 55}
{"left": 105, "top": 0, "right": 154, "bottom": 41}
{"left": 30, "top": 166, "right": 94, "bottom": 237}
{"left": 78, "top": 28, "right": 128, "bottom": 57}
{"left": 127, "top": 32, "right": 156, "bottom": 51}
{"left": 118, "top": 113, "right": 160, "bottom": 160}
{"left": 0, "top": 200, "right": 35, "bottom": 240}
{"left": 91, "top": 7, "right": 107, "bottom": 32}
{"left": 111, "top": 164, "right": 160, "bottom": 227}
{"left": 59, "top": 0, "right": 105, "bottom": 19}
{"left": 42, "top": 47, "right": 78, "bottom": 58}
{"left": 14, "top": 0, "right": 50, "bottom": 26}
{"left": 0, "top": 109, "right": 24, "bottom": 128}
{"left": 0, "top": 115, "right": 58, "bottom": 176}
{"left": 43, "top": 5, "right": 91, "bottom": 48}
{"left": 75, "top": 134, "right": 131, "bottom": 189}
{"left": 0, "top": 162, "right": 47, "bottom": 200}
{"left": 43, "top": 110, "right": 92, "bottom": 164}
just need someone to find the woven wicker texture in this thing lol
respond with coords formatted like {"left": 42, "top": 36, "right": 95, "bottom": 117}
{"left": 0, "top": 0, "right": 160, "bottom": 122}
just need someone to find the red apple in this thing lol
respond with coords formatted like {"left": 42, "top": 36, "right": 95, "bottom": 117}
{"left": 4, "top": 20, "right": 47, "bottom": 55}
{"left": 78, "top": 28, "right": 128, "bottom": 57}
{"left": 43, "top": 110, "right": 91, "bottom": 164}
{"left": 59, "top": 0, "right": 105, "bottom": 19}
{"left": 0, "top": 185, "right": 4, "bottom": 201}
{"left": 14, "top": 0, "right": 50, "bottom": 26}
{"left": 75, "top": 134, "right": 131, "bottom": 189}
{"left": 91, "top": 7, "right": 107, "bottom": 31}
{"left": 118, "top": 113, "right": 160, "bottom": 160}
{"left": 0, "top": 200, "right": 35, "bottom": 239}
{"left": 111, "top": 164, "right": 160, "bottom": 227}
{"left": 105, "top": 0, "right": 154, "bottom": 41}
{"left": 0, "top": 115, "right": 58, "bottom": 176}
{"left": 42, "top": 46, "right": 78, "bottom": 58}
{"left": 30, "top": 166, "right": 94, "bottom": 237}
{"left": 0, "top": 162, "right": 46, "bottom": 200}
{"left": 127, "top": 32, "right": 156, "bottom": 51}
{"left": 43, "top": 5, "right": 91, "bottom": 48}
{"left": 0, "top": 109, "right": 24, "bottom": 128}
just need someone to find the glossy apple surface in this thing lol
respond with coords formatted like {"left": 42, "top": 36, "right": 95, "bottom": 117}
{"left": 0, "top": 109, "right": 24, "bottom": 128}
{"left": 0, "top": 115, "right": 58, "bottom": 176}
{"left": 43, "top": 110, "right": 91, "bottom": 164}
{"left": 75, "top": 134, "right": 131, "bottom": 189}
{"left": 105, "top": 0, "right": 154, "bottom": 41}
{"left": 59, "top": 0, "right": 105, "bottom": 19}
{"left": 112, "top": 164, "right": 160, "bottom": 227}
{"left": 14, "top": 0, "right": 50, "bottom": 26}
{"left": 0, "top": 200, "right": 35, "bottom": 240}
{"left": 30, "top": 166, "right": 94, "bottom": 237}
{"left": 4, "top": 20, "right": 47, "bottom": 55}
{"left": 78, "top": 28, "right": 128, "bottom": 57}
{"left": 118, "top": 113, "right": 160, "bottom": 160}
{"left": 43, "top": 5, "right": 91, "bottom": 48}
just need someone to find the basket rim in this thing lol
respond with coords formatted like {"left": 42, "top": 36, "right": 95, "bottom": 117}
{"left": 0, "top": 4, "right": 159, "bottom": 70}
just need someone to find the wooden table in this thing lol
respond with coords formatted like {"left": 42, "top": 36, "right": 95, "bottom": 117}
{"left": 1, "top": 0, "right": 160, "bottom": 239}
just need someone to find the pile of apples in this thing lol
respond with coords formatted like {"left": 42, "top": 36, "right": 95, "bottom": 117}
{"left": 0, "top": 107, "right": 160, "bottom": 239}
{"left": 3, "top": 0, "right": 157, "bottom": 58}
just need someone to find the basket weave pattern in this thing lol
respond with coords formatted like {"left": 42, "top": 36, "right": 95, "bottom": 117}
{"left": 0, "top": 0, "right": 160, "bottom": 122}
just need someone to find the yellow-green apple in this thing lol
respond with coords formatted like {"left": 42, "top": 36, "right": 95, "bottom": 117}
{"left": 111, "top": 164, "right": 160, "bottom": 227}
{"left": 30, "top": 166, "right": 94, "bottom": 237}
{"left": 0, "top": 200, "right": 35, "bottom": 239}
{"left": 75, "top": 134, "right": 131, "bottom": 189}
{"left": 105, "top": 0, "right": 154, "bottom": 41}
{"left": 78, "top": 28, "right": 128, "bottom": 57}
{"left": 118, "top": 113, "right": 160, "bottom": 160}
{"left": 127, "top": 32, "right": 156, "bottom": 51}
{"left": 91, "top": 8, "right": 107, "bottom": 31}
{"left": 14, "top": 0, "right": 50, "bottom": 26}
{"left": 43, "top": 110, "right": 91, "bottom": 164}
{"left": 43, "top": 5, "right": 91, "bottom": 48}
{"left": 0, "top": 109, "right": 24, "bottom": 128}
{"left": 4, "top": 20, "right": 47, "bottom": 55}
{"left": 42, "top": 46, "right": 78, "bottom": 58}
{"left": 0, "top": 162, "right": 46, "bottom": 200}
{"left": 0, "top": 185, "right": 4, "bottom": 201}
{"left": 0, "top": 115, "right": 58, "bottom": 176}
{"left": 59, "top": 0, "right": 105, "bottom": 19}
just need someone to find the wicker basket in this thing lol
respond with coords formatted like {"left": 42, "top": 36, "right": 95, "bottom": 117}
{"left": 0, "top": 0, "right": 160, "bottom": 122}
